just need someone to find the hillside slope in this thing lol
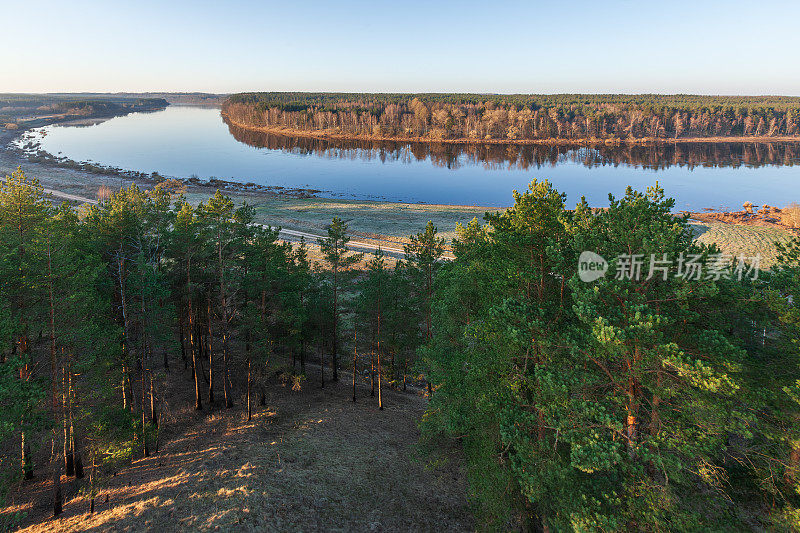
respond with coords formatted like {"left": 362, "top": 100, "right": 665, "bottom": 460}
{"left": 5, "top": 372, "right": 471, "bottom": 532}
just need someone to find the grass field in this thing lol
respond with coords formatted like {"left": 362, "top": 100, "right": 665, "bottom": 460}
{"left": 691, "top": 221, "right": 795, "bottom": 269}
{"left": 234, "top": 197, "right": 797, "bottom": 271}
{"left": 217, "top": 195, "right": 496, "bottom": 242}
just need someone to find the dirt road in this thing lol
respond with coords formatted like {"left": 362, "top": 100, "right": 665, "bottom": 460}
{"left": 30, "top": 186, "right": 413, "bottom": 256}
{"left": 40, "top": 186, "right": 99, "bottom": 205}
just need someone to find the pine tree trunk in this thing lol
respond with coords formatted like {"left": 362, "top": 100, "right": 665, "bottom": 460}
{"left": 47, "top": 239, "right": 63, "bottom": 516}
{"left": 198, "top": 326, "right": 206, "bottom": 377}
{"left": 118, "top": 249, "right": 132, "bottom": 414}
{"left": 370, "top": 349, "right": 375, "bottom": 397}
{"left": 179, "top": 308, "right": 187, "bottom": 369}
{"left": 15, "top": 218, "right": 33, "bottom": 479}
{"left": 150, "top": 372, "right": 157, "bottom": 429}
{"left": 332, "top": 268, "right": 339, "bottom": 381}
{"left": 370, "top": 310, "right": 376, "bottom": 397}
{"left": 377, "top": 302, "right": 382, "bottom": 408}
{"left": 127, "top": 370, "right": 135, "bottom": 411}
{"left": 140, "top": 290, "right": 150, "bottom": 457}
{"left": 352, "top": 331, "right": 357, "bottom": 402}
{"left": 320, "top": 336, "right": 325, "bottom": 389}
{"left": 207, "top": 298, "right": 214, "bottom": 404}
{"left": 218, "top": 229, "right": 233, "bottom": 409}
{"left": 63, "top": 365, "right": 74, "bottom": 477}
{"left": 247, "top": 355, "right": 252, "bottom": 422}
{"left": 155, "top": 410, "right": 161, "bottom": 454}
{"left": 426, "top": 266, "right": 433, "bottom": 398}
{"left": 69, "top": 366, "right": 84, "bottom": 479}
{"left": 121, "top": 371, "right": 128, "bottom": 409}
{"left": 188, "top": 267, "right": 202, "bottom": 410}
{"left": 222, "top": 331, "right": 232, "bottom": 408}
{"left": 140, "top": 308, "right": 149, "bottom": 457}
{"left": 21, "top": 429, "right": 33, "bottom": 480}
{"left": 89, "top": 449, "right": 96, "bottom": 514}
{"left": 141, "top": 366, "right": 149, "bottom": 457}
{"left": 377, "top": 340, "right": 383, "bottom": 410}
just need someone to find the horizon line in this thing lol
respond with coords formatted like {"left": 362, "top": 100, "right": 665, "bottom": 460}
{"left": 3, "top": 90, "right": 800, "bottom": 98}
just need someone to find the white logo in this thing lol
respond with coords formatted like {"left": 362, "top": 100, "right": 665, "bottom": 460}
{"left": 578, "top": 251, "right": 608, "bottom": 282}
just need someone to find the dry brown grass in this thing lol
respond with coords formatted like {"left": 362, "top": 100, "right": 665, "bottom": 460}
{"left": 781, "top": 203, "right": 800, "bottom": 229}
{"left": 95, "top": 184, "right": 112, "bottom": 202}
{"left": 691, "top": 221, "right": 795, "bottom": 268}
{"left": 4, "top": 367, "right": 471, "bottom": 532}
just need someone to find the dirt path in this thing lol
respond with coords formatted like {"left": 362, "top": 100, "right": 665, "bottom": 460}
{"left": 39, "top": 186, "right": 99, "bottom": 205}
{"left": 14, "top": 183, "right": 415, "bottom": 257}
{"left": 277, "top": 228, "right": 409, "bottom": 256}
{"left": 7, "top": 373, "right": 471, "bottom": 532}
{"left": 0, "top": 176, "right": 100, "bottom": 205}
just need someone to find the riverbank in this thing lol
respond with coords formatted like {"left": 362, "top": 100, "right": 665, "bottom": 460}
{"left": 2, "top": 122, "right": 324, "bottom": 199}
{"left": 222, "top": 114, "right": 800, "bottom": 147}
{"left": 0, "top": 125, "right": 493, "bottom": 245}
{"left": 689, "top": 205, "right": 799, "bottom": 230}
{"left": 2, "top": 114, "right": 796, "bottom": 268}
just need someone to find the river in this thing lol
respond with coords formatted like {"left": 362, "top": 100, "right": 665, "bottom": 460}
{"left": 14, "top": 105, "right": 800, "bottom": 210}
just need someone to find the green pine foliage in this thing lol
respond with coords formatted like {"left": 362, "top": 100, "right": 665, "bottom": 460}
{"left": 422, "top": 180, "right": 800, "bottom": 530}
{"left": 317, "top": 217, "right": 363, "bottom": 383}
{"left": 2, "top": 165, "right": 799, "bottom": 530}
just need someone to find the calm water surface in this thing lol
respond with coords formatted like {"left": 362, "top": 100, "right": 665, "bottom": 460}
{"left": 20, "top": 106, "right": 800, "bottom": 210}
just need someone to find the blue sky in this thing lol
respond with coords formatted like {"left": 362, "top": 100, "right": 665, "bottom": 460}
{"left": 2, "top": 0, "right": 799, "bottom": 94}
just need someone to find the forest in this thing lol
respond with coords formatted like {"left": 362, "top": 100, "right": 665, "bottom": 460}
{"left": 2, "top": 167, "right": 800, "bottom": 530}
{"left": 0, "top": 96, "right": 168, "bottom": 126}
{"left": 222, "top": 93, "right": 800, "bottom": 142}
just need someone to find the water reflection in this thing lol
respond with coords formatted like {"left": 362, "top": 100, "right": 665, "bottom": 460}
{"left": 224, "top": 118, "right": 800, "bottom": 173}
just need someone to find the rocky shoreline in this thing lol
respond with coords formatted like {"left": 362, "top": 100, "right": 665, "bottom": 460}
{"left": 688, "top": 203, "right": 799, "bottom": 231}
{"left": 1, "top": 117, "right": 322, "bottom": 200}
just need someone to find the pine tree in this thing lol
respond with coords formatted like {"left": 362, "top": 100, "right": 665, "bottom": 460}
{"left": 356, "top": 248, "right": 389, "bottom": 408}
{"left": 318, "top": 217, "right": 362, "bottom": 382}
{"left": 197, "top": 190, "right": 238, "bottom": 408}
{"left": 170, "top": 201, "right": 203, "bottom": 410}
{"left": 0, "top": 168, "right": 50, "bottom": 484}
{"left": 240, "top": 220, "right": 287, "bottom": 418}
{"left": 421, "top": 181, "right": 786, "bottom": 529}
{"left": 404, "top": 221, "right": 445, "bottom": 394}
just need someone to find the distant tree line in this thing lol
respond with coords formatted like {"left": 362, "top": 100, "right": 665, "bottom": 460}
{"left": 45, "top": 99, "right": 168, "bottom": 117}
{"left": 223, "top": 93, "right": 800, "bottom": 142}
{"left": 0, "top": 96, "right": 167, "bottom": 124}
